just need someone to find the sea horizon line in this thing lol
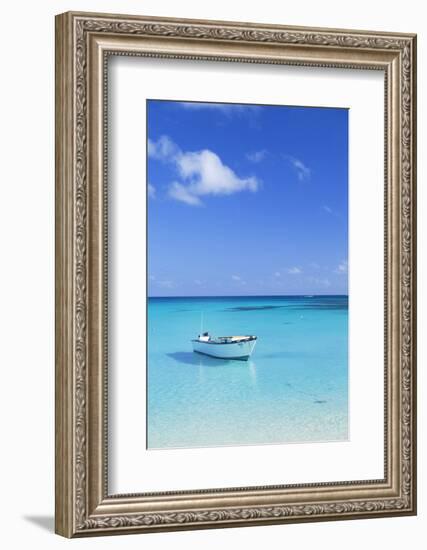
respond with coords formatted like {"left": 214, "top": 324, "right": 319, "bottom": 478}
{"left": 148, "top": 294, "right": 349, "bottom": 299}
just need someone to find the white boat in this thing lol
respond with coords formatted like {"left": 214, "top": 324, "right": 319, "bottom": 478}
{"left": 192, "top": 332, "right": 257, "bottom": 361}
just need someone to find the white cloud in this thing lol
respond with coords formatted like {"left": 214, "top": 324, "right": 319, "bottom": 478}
{"left": 177, "top": 149, "right": 258, "bottom": 196}
{"left": 231, "top": 274, "right": 246, "bottom": 285}
{"left": 335, "top": 260, "right": 348, "bottom": 274}
{"left": 149, "top": 275, "right": 176, "bottom": 289}
{"left": 285, "top": 155, "right": 311, "bottom": 182}
{"left": 179, "top": 102, "right": 260, "bottom": 116}
{"left": 287, "top": 267, "right": 302, "bottom": 275}
{"left": 322, "top": 205, "right": 341, "bottom": 218}
{"left": 148, "top": 183, "right": 156, "bottom": 198}
{"left": 246, "top": 149, "right": 267, "bottom": 163}
{"left": 149, "top": 135, "right": 260, "bottom": 206}
{"left": 155, "top": 279, "right": 175, "bottom": 289}
{"left": 306, "top": 276, "right": 331, "bottom": 288}
{"left": 168, "top": 182, "right": 202, "bottom": 206}
{"left": 274, "top": 271, "right": 281, "bottom": 278}
{"left": 148, "top": 135, "right": 180, "bottom": 161}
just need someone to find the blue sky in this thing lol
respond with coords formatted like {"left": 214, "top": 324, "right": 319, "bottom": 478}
{"left": 147, "top": 100, "right": 348, "bottom": 297}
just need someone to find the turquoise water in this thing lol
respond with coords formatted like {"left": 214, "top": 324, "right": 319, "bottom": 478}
{"left": 147, "top": 295, "right": 348, "bottom": 449}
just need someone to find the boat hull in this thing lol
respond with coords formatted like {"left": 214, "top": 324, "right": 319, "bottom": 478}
{"left": 192, "top": 338, "right": 256, "bottom": 360}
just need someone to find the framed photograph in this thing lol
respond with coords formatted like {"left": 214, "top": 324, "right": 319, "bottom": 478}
{"left": 55, "top": 11, "right": 417, "bottom": 537}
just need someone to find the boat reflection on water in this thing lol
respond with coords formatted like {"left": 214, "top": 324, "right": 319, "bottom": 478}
{"left": 167, "top": 351, "right": 258, "bottom": 387}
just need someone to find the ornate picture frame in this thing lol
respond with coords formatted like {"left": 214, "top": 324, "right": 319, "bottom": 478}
{"left": 55, "top": 11, "right": 417, "bottom": 537}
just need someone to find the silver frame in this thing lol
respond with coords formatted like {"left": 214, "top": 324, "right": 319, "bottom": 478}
{"left": 55, "top": 11, "right": 417, "bottom": 537}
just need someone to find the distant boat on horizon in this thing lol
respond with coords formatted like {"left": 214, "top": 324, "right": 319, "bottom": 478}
{"left": 192, "top": 332, "right": 257, "bottom": 361}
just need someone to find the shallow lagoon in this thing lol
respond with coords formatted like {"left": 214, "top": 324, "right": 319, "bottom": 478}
{"left": 147, "top": 295, "right": 348, "bottom": 449}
